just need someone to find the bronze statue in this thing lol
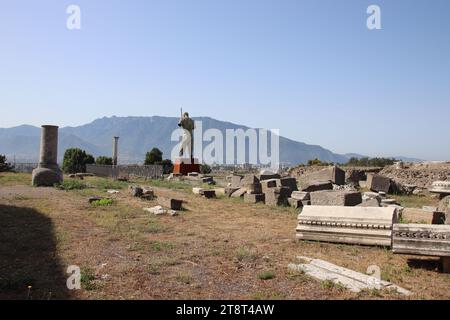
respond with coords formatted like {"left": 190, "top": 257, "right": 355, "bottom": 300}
{"left": 178, "top": 111, "right": 195, "bottom": 161}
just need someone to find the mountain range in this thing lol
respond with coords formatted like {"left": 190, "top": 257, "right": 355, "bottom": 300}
{"left": 0, "top": 116, "right": 422, "bottom": 165}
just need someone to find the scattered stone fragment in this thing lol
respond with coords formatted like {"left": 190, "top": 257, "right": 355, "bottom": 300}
{"left": 288, "top": 256, "right": 410, "bottom": 295}
{"left": 157, "top": 197, "right": 183, "bottom": 210}
{"left": 240, "top": 175, "right": 262, "bottom": 194}
{"left": 288, "top": 198, "right": 303, "bottom": 209}
{"left": 301, "top": 180, "right": 333, "bottom": 192}
{"left": 297, "top": 206, "right": 398, "bottom": 246}
{"left": 201, "top": 176, "right": 215, "bottom": 185}
{"left": 310, "top": 190, "right": 362, "bottom": 207}
{"left": 392, "top": 223, "right": 450, "bottom": 273}
{"left": 429, "top": 181, "right": 450, "bottom": 197}
{"left": 107, "top": 190, "right": 120, "bottom": 194}
{"left": 143, "top": 206, "right": 166, "bottom": 215}
{"left": 432, "top": 212, "right": 446, "bottom": 225}
{"left": 291, "top": 191, "right": 310, "bottom": 201}
{"left": 225, "top": 187, "right": 240, "bottom": 197}
{"left": 367, "top": 174, "right": 391, "bottom": 193}
{"left": 88, "top": 196, "right": 103, "bottom": 203}
{"left": 357, "top": 198, "right": 381, "bottom": 207}
{"left": 231, "top": 175, "right": 243, "bottom": 188}
{"left": 423, "top": 206, "right": 438, "bottom": 212}
{"left": 298, "top": 166, "right": 346, "bottom": 187}
{"left": 244, "top": 193, "right": 265, "bottom": 204}
{"left": 192, "top": 187, "right": 204, "bottom": 195}
{"left": 201, "top": 189, "right": 216, "bottom": 199}
{"left": 129, "top": 186, "right": 143, "bottom": 197}
{"left": 265, "top": 187, "right": 290, "bottom": 206}
{"left": 381, "top": 198, "right": 398, "bottom": 205}
{"left": 214, "top": 188, "right": 226, "bottom": 196}
{"left": 169, "top": 210, "right": 178, "bottom": 216}
{"left": 438, "top": 195, "right": 450, "bottom": 212}
{"left": 231, "top": 188, "right": 247, "bottom": 198}
{"left": 261, "top": 179, "right": 278, "bottom": 193}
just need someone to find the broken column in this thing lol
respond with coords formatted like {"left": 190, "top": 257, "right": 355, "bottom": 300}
{"left": 113, "top": 136, "right": 119, "bottom": 166}
{"left": 32, "top": 125, "right": 63, "bottom": 186}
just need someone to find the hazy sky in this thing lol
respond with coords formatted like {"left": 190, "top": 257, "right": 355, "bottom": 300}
{"left": 1, "top": 0, "right": 449, "bottom": 160}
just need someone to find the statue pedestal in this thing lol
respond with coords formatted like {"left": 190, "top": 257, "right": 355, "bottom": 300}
{"left": 173, "top": 158, "right": 200, "bottom": 176}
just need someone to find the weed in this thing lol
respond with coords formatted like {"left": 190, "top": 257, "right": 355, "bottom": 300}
{"left": 90, "top": 198, "right": 114, "bottom": 206}
{"left": 258, "top": 271, "right": 275, "bottom": 280}
{"left": 55, "top": 180, "right": 87, "bottom": 191}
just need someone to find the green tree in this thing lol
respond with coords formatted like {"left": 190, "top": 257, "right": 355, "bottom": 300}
{"left": 145, "top": 148, "right": 163, "bottom": 165}
{"left": 96, "top": 156, "right": 113, "bottom": 165}
{"left": 157, "top": 159, "right": 173, "bottom": 174}
{"left": 62, "top": 148, "right": 95, "bottom": 173}
{"left": 0, "top": 155, "right": 14, "bottom": 172}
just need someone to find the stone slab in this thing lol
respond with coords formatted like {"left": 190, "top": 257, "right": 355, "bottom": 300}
{"left": 157, "top": 197, "right": 183, "bottom": 210}
{"left": 231, "top": 188, "right": 247, "bottom": 198}
{"left": 392, "top": 224, "right": 450, "bottom": 257}
{"left": 225, "top": 187, "right": 240, "bottom": 197}
{"left": 296, "top": 206, "right": 397, "bottom": 246}
{"left": 429, "top": 181, "right": 450, "bottom": 195}
{"left": 299, "top": 166, "right": 346, "bottom": 188}
{"left": 288, "top": 256, "right": 410, "bottom": 295}
{"left": 288, "top": 198, "right": 303, "bottom": 209}
{"left": 291, "top": 191, "right": 310, "bottom": 201}
{"left": 310, "top": 190, "right": 362, "bottom": 207}
{"left": 367, "top": 174, "right": 391, "bottom": 193}
{"left": 231, "top": 175, "right": 243, "bottom": 188}
{"left": 301, "top": 180, "right": 333, "bottom": 192}
{"left": 244, "top": 193, "right": 265, "bottom": 204}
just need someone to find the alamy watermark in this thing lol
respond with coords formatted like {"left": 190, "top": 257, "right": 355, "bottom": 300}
{"left": 367, "top": 5, "right": 381, "bottom": 30}
{"left": 66, "top": 5, "right": 81, "bottom": 30}
{"left": 170, "top": 121, "right": 280, "bottom": 171}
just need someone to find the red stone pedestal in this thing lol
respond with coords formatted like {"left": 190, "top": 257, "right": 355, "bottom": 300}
{"left": 173, "top": 158, "right": 200, "bottom": 176}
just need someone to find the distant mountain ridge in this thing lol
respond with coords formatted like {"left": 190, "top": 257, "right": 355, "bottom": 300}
{"left": 0, "top": 116, "right": 421, "bottom": 165}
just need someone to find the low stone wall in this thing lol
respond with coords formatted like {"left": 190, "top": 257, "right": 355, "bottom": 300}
{"left": 86, "top": 164, "right": 163, "bottom": 180}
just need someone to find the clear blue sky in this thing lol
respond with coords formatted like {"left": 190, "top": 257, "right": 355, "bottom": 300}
{"left": 1, "top": 0, "right": 450, "bottom": 160}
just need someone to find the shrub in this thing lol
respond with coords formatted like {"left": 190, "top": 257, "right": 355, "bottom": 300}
{"left": 258, "top": 271, "right": 275, "bottom": 280}
{"left": 62, "top": 148, "right": 95, "bottom": 173}
{"left": 307, "top": 158, "right": 333, "bottom": 166}
{"left": 145, "top": 148, "right": 163, "bottom": 165}
{"left": 95, "top": 156, "right": 113, "bottom": 165}
{"left": 200, "top": 163, "right": 212, "bottom": 174}
{"left": 345, "top": 157, "right": 396, "bottom": 167}
{"left": 0, "top": 155, "right": 14, "bottom": 172}
{"left": 90, "top": 198, "right": 114, "bottom": 206}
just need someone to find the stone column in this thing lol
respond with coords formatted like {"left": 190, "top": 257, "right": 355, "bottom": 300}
{"left": 32, "top": 125, "right": 63, "bottom": 186}
{"left": 113, "top": 136, "right": 119, "bottom": 166}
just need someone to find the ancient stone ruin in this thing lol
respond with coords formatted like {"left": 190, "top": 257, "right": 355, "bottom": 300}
{"left": 31, "top": 125, "right": 63, "bottom": 187}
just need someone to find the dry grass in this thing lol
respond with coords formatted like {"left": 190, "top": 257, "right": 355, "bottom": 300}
{"left": 0, "top": 172, "right": 449, "bottom": 300}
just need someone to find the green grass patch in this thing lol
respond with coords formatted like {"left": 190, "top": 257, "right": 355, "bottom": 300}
{"left": 86, "top": 177, "right": 128, "bottom": 191}
{"left": 0, "top": 173, "right": 31, "bottom": 186}
{"left": 258, "top": 271, "right": 275, "bottom": 280}
{"left": 90, "top": 198, "right": 114, "bottom": 206}
{"left": 80, "top": 267, "right": 96, "bottom": 291}
{"left": 235, "top": 246, "right": 258, "bottom": 262}
{"left": 150, "top": 241, "right": 175, "bottom": 251}
{"left": 55, "top": 180, "right": 87, "bottom": 191}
